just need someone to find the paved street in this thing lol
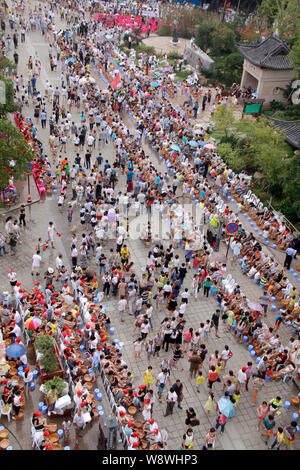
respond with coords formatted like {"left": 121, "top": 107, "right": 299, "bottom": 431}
{"left": 0, "top": 0, "right": 300, "bottom": 451}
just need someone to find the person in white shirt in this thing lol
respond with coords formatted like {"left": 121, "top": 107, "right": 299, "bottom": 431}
{"left": 118, "top": 296, "right": 127, "bottom": 322}
{"left": 32, "top": 250, "right": 42, "bottom": 276}
{"left": 236, "top": 367, "right": 247, "bottom": 392}
{"left": 164, "top": 387, "right": 177, "bottom": 416}
{"left": 47, "top": 222, "right": 57, "bottom": 248}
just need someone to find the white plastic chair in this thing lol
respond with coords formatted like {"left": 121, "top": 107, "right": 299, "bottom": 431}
{"left": 31, "top": 422, "right": 43, "bottom": 449}
{"left": 0, "top": 399, "right": 12, "bottom": 422}
{"left": 221, "top": 274, "right": 232, "bottom": 289}
{"left": 225, "top": 279, "right": 236, "bottom": 294}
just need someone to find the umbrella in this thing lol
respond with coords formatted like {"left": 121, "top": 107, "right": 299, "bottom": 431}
{"left": 204, "top": 143, "right": 216, "bottom": 150}
{"left": 252, "top": 92, "right": 259, "bottom": 98}
{"left": 170, "top": 144, "right": 181, "bottom": 151}
{"left": 194, "top": 129, "right": 202, "bottom": 135}
{"left": 247, "top": 301, "right": 263, "bottom": 312}
{"left": 25, "top": 317, "right": 42, "bottom": 330}
{"left": 217, "top": 397, "right": 235, "bottom": 418}
{"left": 209, "top": 252, "right": 227, "bottom": 264}
{"left": 188, "top": 140, "right": 199, "bottom": 147}
{"left": 150, "top": 81, "right": 159, "bottom": 87}
{"left": 199, "top": 141, "right": 207, "bottom": 146}
{"left": 67, "top": 58, "right": 75, "bottom": 63}
{"left": 6, "top": 343, "right": 26, "bottom": 358}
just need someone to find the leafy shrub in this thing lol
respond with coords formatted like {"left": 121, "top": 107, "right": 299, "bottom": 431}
{"left": 44, "top": 376, "right": 68, "bottom": 397}
{"left": 167, "top": 51, "right": 183, "bottom": 60}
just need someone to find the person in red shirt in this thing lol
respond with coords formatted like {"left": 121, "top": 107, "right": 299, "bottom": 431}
{"left": 207, "top": 366, "right": 221, "bottom": 389}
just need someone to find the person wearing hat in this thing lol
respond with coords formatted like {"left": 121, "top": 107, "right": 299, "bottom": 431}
{"left": 21, "top": 367, "right": 34, "bottom": 393}
{"left": 124, "top": 420, "right": 134, "bottom": 437}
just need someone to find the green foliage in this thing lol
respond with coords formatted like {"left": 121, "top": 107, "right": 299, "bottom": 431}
{"left": 289, "top": 29, "right": 300, "bottom": 75}
{"left": 35, "top": 335, "right": 60, "bottom": 373}
{"left": 43, "top": 376, "right": 68, "bottom": 397}
{"left": 212, "top": 112, "right": 300, "bottom": 221}
{"left": 134, "top": 44, "right": 155, "bottom": 55}
{"left": 0, "top": 119, "right": 34, "bottom": 189}
{"left": 259, "top": 0, "right": 300, "bottom": 44}
{"left": 211, "top": 25, "right": 235, "bottom": 56}
{"left": 167, "top": 51, "right": 183, "bottom": 61}
{"left": 0, "top": 75, "right": 19, "bottom": 118}
{"left": 264, "top": 103, "right": 300, "bottom": 121}
{"left": 175, "top": 69, "right": 193, "bottom": 82}
{"left": 123, "top": 29, "right": 143, "bottom": 47}
{"left": 195, "top": 24, "right": 216, "bottom": 51}
{"left": 35, "top": 334, "right": 54, "bottom": 353}
{"left": 216, "top": 142, "right": 245, "bottom": 172}
{"left": 213, "top": 105, "right": 236, "bottom": 136}
{"left": 269, "top": 100, "right": 285, "bottom": 112}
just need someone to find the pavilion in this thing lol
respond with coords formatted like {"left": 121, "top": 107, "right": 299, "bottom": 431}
{"left": 235, "top": 36, "right": 295, "bottom": 105}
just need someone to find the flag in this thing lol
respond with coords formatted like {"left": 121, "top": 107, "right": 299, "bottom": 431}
{"left": 111, "top": 73, "right": 120, "bottom": 90}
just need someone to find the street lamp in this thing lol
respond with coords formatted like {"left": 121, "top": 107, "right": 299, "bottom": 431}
{"left": 172, "top": 20, "right": 178, "bottom": 44}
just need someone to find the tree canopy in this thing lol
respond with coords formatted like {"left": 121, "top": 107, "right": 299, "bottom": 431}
{"left": 0, "top": 119, "right": 34, "bottom": 189}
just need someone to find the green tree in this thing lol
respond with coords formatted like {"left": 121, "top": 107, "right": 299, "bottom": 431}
{"left": 212, "top": 24, "right": 235, "bottom": 55}
{"left": 289, "top": 29, "right": 300, "bottom": 75}
{"left": 259, "top": 0, "right": 300, "bottom": 44}
{"left": 213, "top": 105, "right": 236, "bottom": 137}
{"left": 195, "top": 24, "right": 216, "bottom": 51}
{"left": 0, "top": 119, "right": 33, "bottom": 189}
{"left": 0, "top": 75, "right": 19, "bottom": 118}
{"left": 245, "top": 117, "right": 286, "bottom": 191}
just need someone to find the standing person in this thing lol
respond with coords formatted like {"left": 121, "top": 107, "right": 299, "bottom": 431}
{"left": 261, "top": 414, "right": 276, "bottom": 446}
{"left": 284, "top": 246, "right": 296, "bottom": 270}
{"left": 156, "top": 369, "right": 170, "bottom": 402}
{"left": 211, "top": 309, "right": 220, "bottom": 338}
{"left": 202, "top": 94, "right": 208, "bottom": 112}
{"left": 0, "top": 232, "right": 7, "bottom": 256}
{"left": 245, "top": 362, "right": 253, "bottom": 391}
{"left": 236, "top": 367, "right": 247, "bottom": 393}
{"left": 215, "top": 413, "right": 227, "bottom": 435}
{"left": 203, "top": 276, "right": 211, "bottom": 297}
{"left": 172, "top": 379, "right": 183, "bottom": 410}
{"left": 118, "top": 295, "right": 127, "bottom": 322}
{"left": 143, "top": 366, "right": 153, "bottom": 391}
{"left": 204, "top": 392, "right": 216, "bottom": 415}
{"left": 164, "top": 387, "right": 177, "bottom": 417}
{"left": 73, "top": 408, "right": 86, "bottom": 446}
{"left": 47, "top": 222, "right": 57, "bottom": 249}
{"left": 259, "top": 291, "right": 270, "bottom": 317}
{"left": 31, "top": 250, "right": 42, "bottom": 276}
{"left": 251, "top": 376, "right": 264, "bottom": 405}
{"left": 283, "top": 421, "right": 298, "bottom": 450}
{"left": 257, "top": 401, "right": 269, "bottom": 431}
{"left": 19, "top": 205, "right": 26, "bottom": 227}
{"left": 46, "top": 385, "right": 58, "bottom": 416}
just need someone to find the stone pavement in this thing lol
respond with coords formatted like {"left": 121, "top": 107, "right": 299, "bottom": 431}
{"left": 0, "top": 2, "right": 299, "bottom": 451}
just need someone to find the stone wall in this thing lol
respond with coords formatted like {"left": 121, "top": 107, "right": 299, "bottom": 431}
{"left": 184, "top": 45, "right": 214, "bottom": 71}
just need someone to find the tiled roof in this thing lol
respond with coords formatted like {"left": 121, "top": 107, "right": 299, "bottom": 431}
{"left": 235, "top": 36, "right": 293, "bottom": 70}
{"left": 268, "top": 117, "right": 300, "bottom": 148}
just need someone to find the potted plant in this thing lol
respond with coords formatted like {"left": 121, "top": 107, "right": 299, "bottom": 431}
{"left": 40, "top": 376, "right": 69, "bottom": 397}
{"left": 34, "top": 335, "right": 65, "bottom": 382}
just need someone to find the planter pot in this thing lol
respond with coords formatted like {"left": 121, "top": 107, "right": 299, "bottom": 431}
{"left": 35, "top": 338, "right": 65, "bottom": 383}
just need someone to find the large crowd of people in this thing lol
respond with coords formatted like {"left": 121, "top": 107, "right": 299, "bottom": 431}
{"left": 0, "top": 0, "right": 299, "bottom": 451}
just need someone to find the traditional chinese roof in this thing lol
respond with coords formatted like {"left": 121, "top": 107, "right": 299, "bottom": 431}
{"left": 235, "top": 37, "right": 293, "bottom": 70}
{"left": 268, "top": 117, "right": 300, "bottom": 149}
